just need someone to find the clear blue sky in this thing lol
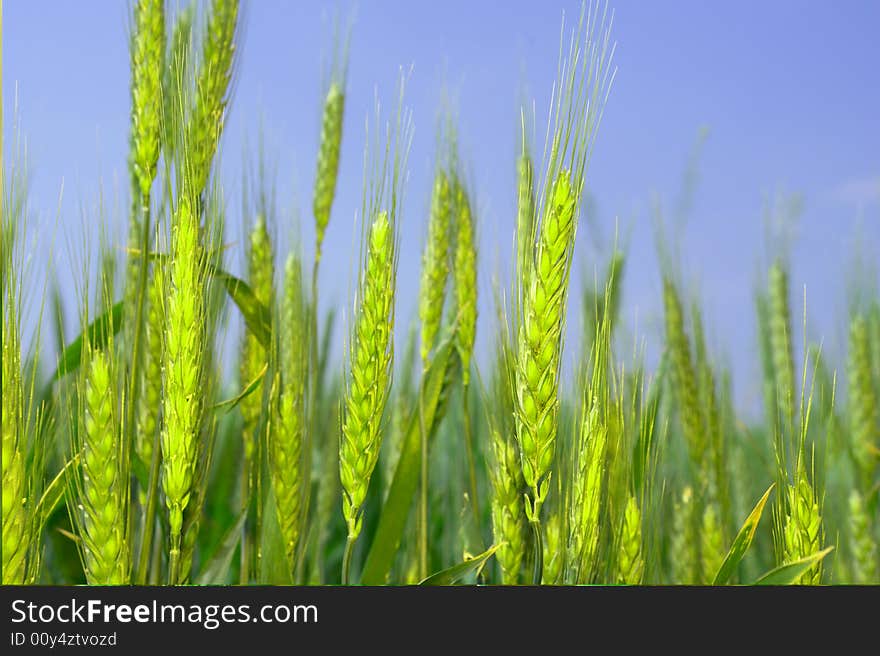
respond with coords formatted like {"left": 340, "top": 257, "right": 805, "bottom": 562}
{"left": 4, "top": 1, "right": 879, "bottom": 414}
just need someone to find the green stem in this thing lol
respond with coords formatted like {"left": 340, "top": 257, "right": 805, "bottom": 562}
{"left": 135, "top": 422, "right": 162, "bottom": 584}
{"left": 301, "top": 253, "right": 321, "bottom": 584}
{"left": 531, "top": 519, "right": 543, "bottom": 585}
{"left": 461, "top": 384, "right": 481, "bottom": 539}
{"left": 341, "top": 536, "right": 355, "bottom": 585}
{"left": 168, "top": 541, "right": 180, "bottom": 586}
{"left": 128, "top": 194, "right": 152, "bottom": 580}
{"left": 239, "top": 453, "right": 250, "bottom": 584}
{"left": 418, "top": 382, "right": 428, "bottom": 580}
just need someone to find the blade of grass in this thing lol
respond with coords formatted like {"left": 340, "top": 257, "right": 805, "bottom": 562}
{"left": 713, "top": 484, "right": 774, "bottom": 585}
{"left": 195, "top": 509, "right": 248, "bottom": 585}
{"left": 419, "top": 544, "right": 499, "bottom": 585}
{"left": 753, "top": 547, "right": 834, "bottom": 585}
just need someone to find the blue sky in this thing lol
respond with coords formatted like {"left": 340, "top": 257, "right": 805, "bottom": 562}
{"left": 4, "top": 1, "right": 879, "bottom": 414}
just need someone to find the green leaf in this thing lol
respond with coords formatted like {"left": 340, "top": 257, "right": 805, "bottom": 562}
{"left": 211, "top": 268, "right": 272, "bottom": 348}
{"left": 195, "top": 510, "right": 248, "bottom": 585}
{"left": 753, "top": 547, "right": 834, "bottom": 585}
{"left": 212, "top": 362, "right": 268, "bottom": 413}
{"left": 713, "top": 483, "right": 775, "bottom": 585}
{"left": 419, "top": 545, "right": 499, "bottom": 586}
{"left": 46, "top": 301, "right": 124, "bottom": 385}
{"left": 258, "top": 485, "right": 294, "bottom": 585}
{"left": 360, "top": 336, "right": 460, "bottom": 585}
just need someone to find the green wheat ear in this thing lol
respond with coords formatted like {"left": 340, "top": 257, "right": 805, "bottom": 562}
{"left": 568, "top": 399, "right": 607, "bottom": 583}
{"left": 700, "top": 503, "right": 723, "bottom": 584}
{"left": 662, "top": 279, "right": 707, "bottom": 469}
{"left": 187, "top": 0, "right": 239, "bottom": 197}
{"left": 516, "top": 144, "right": 536, "bottom": 286}
{"left": 782, "top": 475, "right": 823, "bottom": 584}
{"left": 542, "top": 511, "right": 563, "bottom": 584}
{"left": 129, "top": 0, "right": 165, "bottom": 200}
{"left": 1, "top": 281, "right": 27, "bottom": 584}
{"left": 240, "top": 215, "right": 274, "bottom": 465}
{"left": 516, "top": 172, "right": 577, "bottom": 521}
{"left": 453, "top": 178, "right": 477, "bottom": 385}
{"left": 313, "top": 81, "right": 345, "bottom": 260}
{"left": 848, "top": 490, "right": 877, "bottom": 584}
{"left": 768, "top": 260, "right": 796, "bottom": 437}
{"left": 490, "top": 426, "right": 527, "bottom": 584}
{"left": 670, "top": 486, "right": 697, "bottom": 584}
{"left": 340, "top": 210, "right": 395, "bottom": 542}
{"left": 136, "top": 263, "right": 165, "bottom": 506}
{"left": 161, "top": 195, "right": 206, "bottom": 583}
{"left": 78, "top": 346, "right": 129, "bottom": 585}
{"left": 272, "top": 253, "right": 308, "bottom": 566}
{"left": 848, "top": 314, "right": 878, "bottom": 486}
{"left": 419, "top": 168, "right": 452, "bottom": 365}
{"left": 617, "top": 495, "right": 644, "bottom": 585}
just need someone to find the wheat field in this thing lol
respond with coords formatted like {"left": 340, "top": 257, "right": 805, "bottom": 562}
{"left": 1, "top": 0, "right": 877, "bottom": 586}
